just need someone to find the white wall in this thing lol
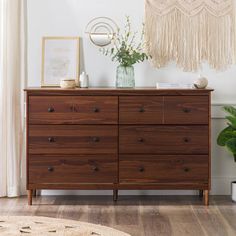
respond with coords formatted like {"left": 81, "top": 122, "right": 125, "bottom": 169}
{"left": 27, "top": 0, "right": 236, "bottom": 195}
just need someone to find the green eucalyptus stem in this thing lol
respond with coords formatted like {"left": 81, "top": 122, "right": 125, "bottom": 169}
{"left": 100, "top": 16, "right": 150, "bottom": 67}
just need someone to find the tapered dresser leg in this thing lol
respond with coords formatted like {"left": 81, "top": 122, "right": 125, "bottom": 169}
{"left": 199, "top": 190, "right": 203, "bottom": 198}
{"left": 204, "top": 190, "right": 209, "bottom": 206}
{"left": 28, "top": 190, "right": 32, "bottom": 205}
{"left": 113, "top": 190, "right": 118, "bottom": 201}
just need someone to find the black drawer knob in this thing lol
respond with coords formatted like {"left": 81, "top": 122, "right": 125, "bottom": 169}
{"left": 93, "top": 107, "right": 100, "bottom": 113}
{"left": 48, "top": 107, "right": 54, "bottom": 113}
{"left": 139, "top": 167, "right": 145, "bottom": 172}
{"left": 184, "top": 167, "right": 190, "bottom": 172}
{"left": 48, "top": 167, "right": 54, "bottom": 172}
{"left": 92, "top": 166, "right": 99, "bottom": 172}
{"left": 183, "top": 137, "right": 190, "bottom": 143}
{"left": 138, "top": 138, "right": 144, "bottom": 143}
{"left": 48, "top": 137, "right": 55, "bottom": 143}
{"left": 139, "top": 107, "right": 145, "bottom": 113}
{"left": 183, "top": 108, "right": 191, "bottom": 113}
{"left": 92, "top": 137, "right": 100, "bottom": 142}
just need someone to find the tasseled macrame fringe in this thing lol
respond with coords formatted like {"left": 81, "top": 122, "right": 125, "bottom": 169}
{"left": 145, "top": 3, "right": 236, "bottom": 71}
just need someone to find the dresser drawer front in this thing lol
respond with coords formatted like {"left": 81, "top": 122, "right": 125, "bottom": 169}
{"left": 164, "top": 96, "right": 209, "bottom": 124}
{"left": 29, "top": 125, "right": 118, "bottom": 154}
{"left": 72, "top": 96, "right": 118, "bottom": 124}
{"left": 29, "top": 155, "right": 117, "bottom": 184}
{"left": 29, "top": 96, "right": 118, "bottom": 124}
{"left": 119, "top": 125, "right": 208, "bottom": 154}
{"left": 119, "top": 96, "right": 163, "bottom": 124}
{"left": 29, "top": 96, "right": 74, "bottom": 124}
{"left": 119, "top": 155, "right": 209, "bottom": 183}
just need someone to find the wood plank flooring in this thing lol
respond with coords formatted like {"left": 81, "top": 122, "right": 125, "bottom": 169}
{"left": 0, "top": 195, "right": 235, "bottom": 236}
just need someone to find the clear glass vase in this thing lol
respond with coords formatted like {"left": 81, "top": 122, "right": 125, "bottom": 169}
{"left": 116, "top": 65, "right": 135, "bottom": 88}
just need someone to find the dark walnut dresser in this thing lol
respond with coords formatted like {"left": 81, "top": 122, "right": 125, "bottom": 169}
{"left": 25, "top": 87, "right": 213, "bottom": 205}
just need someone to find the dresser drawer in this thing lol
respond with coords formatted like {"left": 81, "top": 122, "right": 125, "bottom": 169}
{"left": 119, "top": 155, "right": 209, "bottom": 183}
{"left": 29, "top": 155, "right": 117, "bottom": 184}
{"left": 164, "top": 96, "right": 209, "bottom": 124}
{"left": 29, "top": 96, "right": 118, "bottom": 124}
{"left": 29, "top": 125, "right": 118, "bottom": 154}
{"left": 119, "top": 96, "right": 163, "bottom": 124}
{"left": 119, "top": 125, "right": 208, "bottom": 154}
{"left": 29, "top": 96, "right": 74, "bottom": 124}
{"left": 72, "top": 96, "right": 118, "bottom": 124}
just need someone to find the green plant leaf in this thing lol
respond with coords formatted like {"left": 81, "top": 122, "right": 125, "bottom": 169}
{"left": 217, "top": 126, "right": 236, "bottom": 146}
{"left": 226, "top": 138, "right": 236, "bottom": 155}
{"left": 99, "top": 16, "right": 150, "bottom": 67}
{"left": 226, "top": 116, "right": 236, "bottom": 129}
{"left": 224, "top": 106, "right": 236, "bottom": 118}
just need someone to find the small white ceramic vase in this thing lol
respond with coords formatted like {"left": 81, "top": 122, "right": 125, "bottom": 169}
{"left": 60, "top": 79, "right": 76, "bottom": 89}
{"left": 232, "top": 181, "right": 236, "bottom": 202}
{"left": 193, "top": 75, "right": 208, "bottom": 89}
{"left": 79, "top": 72, "right": 89, "bottom": 88}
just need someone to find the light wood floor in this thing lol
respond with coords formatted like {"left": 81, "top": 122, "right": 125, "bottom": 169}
{"left": 0, "top": 195, "right": 236, "bottom": 236}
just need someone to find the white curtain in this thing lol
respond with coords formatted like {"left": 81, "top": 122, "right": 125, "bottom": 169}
{"left": 0, "top": 0, "right": 27, "bottom": 197}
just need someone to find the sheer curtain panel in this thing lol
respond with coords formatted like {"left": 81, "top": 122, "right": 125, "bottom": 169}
{"left": 0, "top": 0, "right": 27, "bottom": 197}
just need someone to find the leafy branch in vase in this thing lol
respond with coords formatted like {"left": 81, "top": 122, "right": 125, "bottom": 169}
{"left": 100, "top": 16, "right": 150, "bottom": 67}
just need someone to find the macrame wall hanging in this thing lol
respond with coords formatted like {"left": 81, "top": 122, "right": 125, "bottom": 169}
{"left": 145, "top": 0, "right": 236, "bottom": 71}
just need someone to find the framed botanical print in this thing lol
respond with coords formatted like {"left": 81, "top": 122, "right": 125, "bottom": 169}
{"left": 41, "top": 37, "right": 80, "bottom": 87}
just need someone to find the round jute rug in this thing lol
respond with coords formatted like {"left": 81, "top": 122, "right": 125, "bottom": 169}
{"left": 0, "top": 216, "right": 131, "bottom": 236}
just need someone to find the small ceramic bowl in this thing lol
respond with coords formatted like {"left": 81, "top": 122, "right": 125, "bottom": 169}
{"left": 60, "top": 79, "right": 76, "bottom": 89}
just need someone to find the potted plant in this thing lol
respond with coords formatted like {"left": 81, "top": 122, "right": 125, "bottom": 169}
{"left": 217, "top": 106, "right": 236, "bottom": 201}
{"left": 100, "top": 16, "right": 150, "bottom": 88}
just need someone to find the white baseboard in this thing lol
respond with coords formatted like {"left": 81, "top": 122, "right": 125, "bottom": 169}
{"left": 40, "top": 190, "right": 197, "bottom": 196}
{"left": 211, "top": 176, "right": 236, "bottom": 195}
{"left": 38, "top": 177, "right": 236, "bottom": 196}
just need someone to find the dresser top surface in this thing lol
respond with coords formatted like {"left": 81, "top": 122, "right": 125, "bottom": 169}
{"left": 25, "top": 87, "right": 213, "bottom": 96}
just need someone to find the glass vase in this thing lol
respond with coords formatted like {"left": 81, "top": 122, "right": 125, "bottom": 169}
{"left": 116, "top": 65, "right": 135, "bottom": 88}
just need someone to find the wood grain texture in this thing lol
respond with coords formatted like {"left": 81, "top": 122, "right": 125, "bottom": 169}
{"left": 192, "top": 203, "right": 233, "bottom": 236}
{"left": 164, "top": 96, "right": 209, "bottom": 124}
{"left": 25, "top": 88, "right": 213, "bottom": 206}
{"left": 119, "top": 125, "right": 209, "bottom": 154}
{"left": 27, "top": 183, "right": 208, "bottom": 190}
{"left": 0, "top": 196, "right": 235, "bottom": 236}
{"left": 28, "top": 183, "right": 118, "bottom": 190}
{"left": 119, "top": 155, "right": 209, "bottom": 183}
{"left": 28, "top": 125, "right": 118, "bottom": 154}
{"left": 29, "top": 96, "right": 118, "bottom": 125}
{"left": 140, "top": 204, "right": 172, "bottom": 236}
{"left": 25, "top": 87, "right": 213, "bottom": 96}
{"left": 29, "top": 154, "right": 118, "bottom": 184}
{"left": 27, "top": 190, "right": 32, "bottom": 205}
{"left": 119, "top": 96, "right": 163, "bottom": 124}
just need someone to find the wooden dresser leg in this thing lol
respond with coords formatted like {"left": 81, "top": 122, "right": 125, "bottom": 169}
{"left": 113, "top": 190, "right": 118, "bottom": 201}
{"left": 28, "top": 190, "right": 32, "bottom": 205}
{"left": 204, "top": 190, "right": 209, "bottom": 206}
{"left": 199, "top": 190, "right": 203, "bottom": 198}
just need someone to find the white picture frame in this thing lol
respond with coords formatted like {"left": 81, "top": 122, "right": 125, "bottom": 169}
{"left": 41, "top": 37, "right": 80, "bottom": 87}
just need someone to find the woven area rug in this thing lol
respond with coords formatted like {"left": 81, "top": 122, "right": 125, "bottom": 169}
{"left": 0, "top": 216, "right": 131, "bottom": 236}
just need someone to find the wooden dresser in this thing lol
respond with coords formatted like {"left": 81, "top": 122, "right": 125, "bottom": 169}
{"left": 25, "top": 88, "right": 213, "bottom": 205}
